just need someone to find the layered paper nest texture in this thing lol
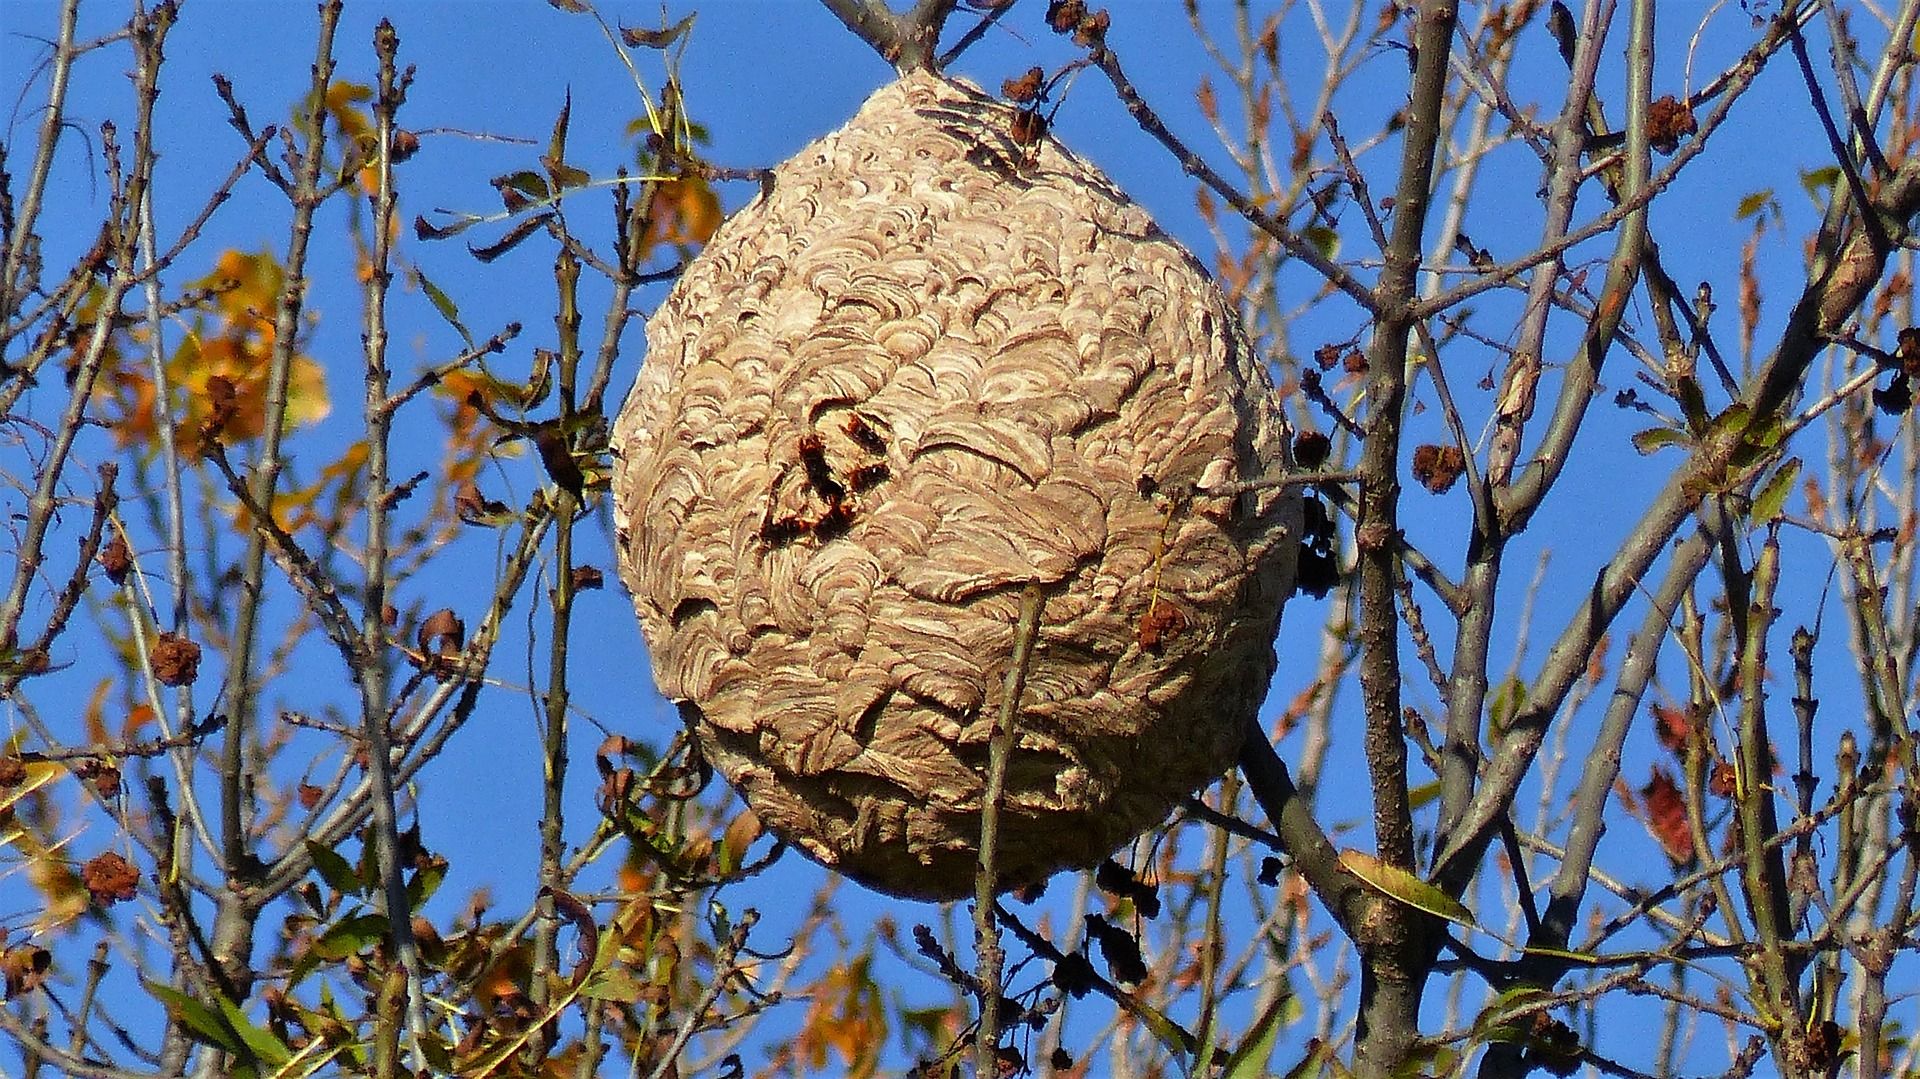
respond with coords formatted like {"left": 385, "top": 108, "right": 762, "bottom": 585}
{"left": 612, "top": 72, "right": 1300, "bottom": 899}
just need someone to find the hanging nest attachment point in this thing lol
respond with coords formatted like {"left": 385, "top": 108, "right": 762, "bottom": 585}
{"left": 612, "top": 72, "right": 1302, "bottom": 900}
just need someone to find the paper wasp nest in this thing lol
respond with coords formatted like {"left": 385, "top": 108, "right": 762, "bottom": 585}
{"left": 612, "top": 72, "right": 1301, "bottom": 899}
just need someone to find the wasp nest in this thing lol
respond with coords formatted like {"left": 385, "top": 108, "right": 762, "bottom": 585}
{"left": 612, "top": 72, "right": 1301, "bottom": 900}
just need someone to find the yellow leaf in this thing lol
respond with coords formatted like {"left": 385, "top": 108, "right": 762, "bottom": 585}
{"left": 0, "top": 752, "right": 87, "bottom": 932}
{"left": 322, "top": 81, "right": 373, "bottom": 143}
{"left": 0, "top": 761, "right": 61, "bottom": 816}
{"left": 162, "top": 250, "right": 331, "bottom": 447}
{"left": 1338, "top": 849, "right": 1476, "bottom": 930}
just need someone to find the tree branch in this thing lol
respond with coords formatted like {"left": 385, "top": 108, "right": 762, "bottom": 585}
{"left": 817, "top": 0, "right": 956, "bottom": 73}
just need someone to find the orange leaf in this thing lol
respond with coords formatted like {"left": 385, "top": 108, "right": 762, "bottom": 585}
{"left": 640, "top": 177, "right": 722, "bottom": 260}
{"left": 1640, "top": 767, "right": 1694, "bottom": 866}
{"left": 1651, "top": 703, "right": 1691, "bottom": 755}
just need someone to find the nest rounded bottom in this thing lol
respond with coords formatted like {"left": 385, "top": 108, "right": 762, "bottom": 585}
{"left": 697, "top": 707, "right": 1243, "bottom": 901}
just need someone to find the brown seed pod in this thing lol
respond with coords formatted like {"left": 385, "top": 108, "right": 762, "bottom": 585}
{"left": 611, "top": 73, "right": 1302, "bottom": 899}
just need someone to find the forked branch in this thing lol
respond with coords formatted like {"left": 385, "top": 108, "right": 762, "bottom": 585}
{"left": 818, "top": 0, "right": 958, "bottom": 73}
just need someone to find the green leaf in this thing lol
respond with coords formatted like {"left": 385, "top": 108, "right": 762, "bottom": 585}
{"left": 1126, "top": 996, "right": 1193, "bottom": 1060}
{"left": 419, "top": 1034, "right": 455, "bottom": 1076}
{"left": 1471, "top": 985, "right": 1552, "bottom": 1040}
{"left": 494, "top": 169, "right": 552, "bottom": 210}
{"left": 1339, "top": 849, "right": 1476, "bottom": 930}
{"left": 1705, "top": 402, "right": 1752, "bottom": 442}
{"left": 406, "top": 856, "right": 447, "bottom": 908}
{"left": 216, "top": 995, "right": 293, "bottom": 1067}
{"left": 1741, "top": 410, "right": 1785, "bottom": 449}
{"left": 1221, "top": 991, "right": 1295, "bottom": 1079}
{"left": 413, "top": 268, "right": 474, "bottom": 350}
{"left": 1487, "top": 676, "right": 1527, "bottom": 732}
{"left": 1632, "top": 426, "right": 1691, "bottom": 455}
{"left": 275, "top": 1041, "right": 351, "bottom": 1079}
{"left": 1407, "top": 779, "right": 1442, "bottom": 811}
{"left": 146, "top": 980, "right": 242, "bottom": 1054}
{"left": 1520, "top": 944, "right": 1607, "bottom": 965}
{"left": 1800, "top": 165, "right": 1841, "bottom": 204}
{"left": 546, "top": 160, "right": 591, "bottom": 192}
{"left": 1751, "top": 457, "right": 1801, "bottom": 524}
{"left": 1734, "top": 188, "right": 1776, "bottom": 221}
{"left": 581, "top": 968, "right": 647, "bottom": 1003}
{"left": 1677, "top": 376, "right": 1711, "bottom": 434}
{"left": 305, "top": 840, "right": 362, "bottom": 898}
{"left": 1275, "top": 1031, "right": 1333, "bottom": 1079}
{"left": 310, "top": 913, "right": 388, "bottom": 961}
{"left": 1304, "top": 224, "right": 1340, "bottom": 259}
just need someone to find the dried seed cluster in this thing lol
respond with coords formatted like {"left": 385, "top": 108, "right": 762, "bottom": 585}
{"left": 612, "top": 73, "right": 1301, "bottom": 899}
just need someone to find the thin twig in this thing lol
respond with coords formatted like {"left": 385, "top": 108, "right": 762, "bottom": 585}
{"left": 972, "top": 582, "right": 1045, "bottom": 1079}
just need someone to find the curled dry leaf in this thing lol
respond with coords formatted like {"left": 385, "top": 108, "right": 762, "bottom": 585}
{"left": 1051, "top": 951, "right": 1098, "bottom": 999}
{"left": 72, "top": 758, "right": 121, "bottom": 799}
{"left": 539, "top": 886, "right": 598, "bottom": 988}
{"left": 1072, "top": 9, "right": 1111, "bottom": 46}
{"left": 1293, "top": 430, "right": 1331, "bottom": 469}
{"left": 194, "top": 374, "right": 240, "bottom": 457}
{"left": 619, "top": 11, "right": 696, "bottom": 49}
{"left": 611, "top": 73, "right": 1301, "bottom": 899}
{"left": 1875, "top": 373, "right": 1913, "bottom": 416}
{"left": 6, "top": 648, "right": 51, "bottom": 678}
{"left": 1650, "top": 702, "right": 1692, "bottom": 754}
{"left": 81, "top": 851, "right": 140, "bottom": 905}
{"left": 1094, "top": 858, "right": 1160, "bottom": 918}
{"left": 98, "top": 534, "right": 132, "bottom": 585}
{"left": 1002, "top": 66, "right": 1044, "bottom": 104}
{"left": 149, "top": 632, "right": 201, "bottom": 687}
{"left": 1410, "top": 443, "right": 1467, "bottom": 494}
{"left": 722, "top": 808, "right": 763, "bottom": 850}
{"left": 454, "top": 481, "right": 513, "bottom": 527}
{"left": 1046, "top": 0, "right": 1088, "bottom": 33}
{"left": 1009, "top": 107, "right": 1048, "bottom": 147}
{"left": 1136, "top": 599, "right": 1188, "bottom": 651}
{"left": 1, "top": 945, "right": 50, "bottom": 999}
{"left": 1083, "top": 913, "right": 1147, "bottom": 984}
{"left": 1708, "top": 759, "right": 1738, "bottom": 798}
{"left": 1640, "top": 767, "right": 1694, "bottom": 866}
{"left": 1528, "top": 1014, "right": 1583, "bottom": 1076}
{"left": 415, "top": 609, "right": 465, "bottom": 674}
{"left": 595, "top": 734, "right": 637, "bottom": 766}
{"left": 1646, "top": 94, "right": 1697, "bottom": 154}
{"left": 531, "top": 424, "right": 586, "bottom": 495}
